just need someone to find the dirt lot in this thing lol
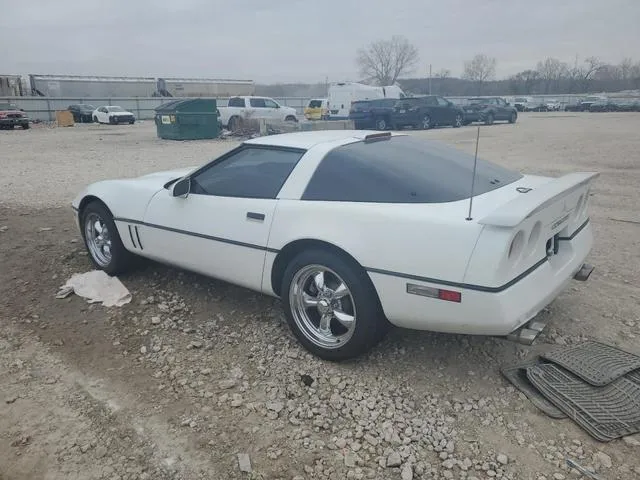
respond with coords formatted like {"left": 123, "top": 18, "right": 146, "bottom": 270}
{"left": 1, "top": 114, "right": 639, "bottom": 480}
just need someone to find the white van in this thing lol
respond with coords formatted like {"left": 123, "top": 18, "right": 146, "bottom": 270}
{"left": 328, "top": 82, "right": 406, "bottom": 119}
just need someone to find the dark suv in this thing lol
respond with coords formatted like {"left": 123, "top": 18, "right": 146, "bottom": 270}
{"left": 349, "top": 98, "right": 397, "bottom": 130}
{"left": 463, "top": 97, "right": 518, "bottom": 125}
{"left": 390, "top": 95, "right": 465, "bottom": 130}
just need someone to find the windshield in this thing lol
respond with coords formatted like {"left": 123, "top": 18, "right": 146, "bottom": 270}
{"left": 108, "top": 106, "right": 125, "bottom": 112}
{"left": 308, "top": 100, "right": 323, "bottom": 108}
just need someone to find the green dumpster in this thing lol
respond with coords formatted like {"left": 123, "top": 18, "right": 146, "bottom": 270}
{"left": 154, "top": 98, "right": 220, "bottom": 140}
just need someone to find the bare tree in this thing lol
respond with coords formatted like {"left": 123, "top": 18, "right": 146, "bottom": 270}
{"left": 508, "top": 69, "right": 540, "bottom": 95}
{"left": 435, "top": 69, "right": 451, "bottom": 79}
{"left": 356, "top": 36, "right": 419, "bottom": 85}
{"left": 536, "top": 57, "right": 569, "bottom": 93}
{"left": 462, "top": 54, "right": 497, "bottom": 94}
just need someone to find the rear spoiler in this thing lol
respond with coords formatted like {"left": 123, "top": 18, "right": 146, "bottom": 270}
{"left": 478, "top": 172, "right": 599, "bottom": 227}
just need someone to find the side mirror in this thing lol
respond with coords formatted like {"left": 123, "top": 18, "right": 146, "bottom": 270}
{"left": 275, "top": 104, "right": 281, "bottom": 108}
{"left": 172, "top": 177, "right": 191, "bottom": 198}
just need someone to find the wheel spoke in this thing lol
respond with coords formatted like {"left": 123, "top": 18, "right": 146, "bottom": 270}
{"left": 301, "top": 292, "right": 319, "bottom": 308}
{"left": 333, "top": 309, "right": 355, "bottom": 328}
{"left": 331, "top": 282, "right": 349, "bottom": 299}
{"left": 94, "top": 221, "right": 103, "bottom": 234}
{"left": 313, "top": 271, "right": 325, "bottom": 292}
{"left": 319, "top": 313, "right": 332, "bottom": 334}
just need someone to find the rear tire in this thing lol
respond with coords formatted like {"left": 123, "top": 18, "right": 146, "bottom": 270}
{"left": 22, "top": 123, "right": 30, "bottom": 130}
{"left": 281, "top": 249, "right": 389, "bottom": 361}
{"left": 508, "top": 112, "right": 517, "bottom": 124}
{"left": 420, "top": 114, "right": 432, "bottom": 130}
{"left": 228, "top": 116, "right": 242, "bottom": 132}
{"left": 93, "top": 115, "right": 99, "bottom": 123}
{"left": 453, "top": 114, "right": 463, "bottom": 128}
{"left": 80, "top": 201, "right": 136, "bottom": 276}
{"left": 484, "top": 112, "right": 494, "bottom": 125}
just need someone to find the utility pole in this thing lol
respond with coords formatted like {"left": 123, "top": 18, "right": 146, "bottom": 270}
{"left": 428, "top": 64, "right": 432, "bottom": 94}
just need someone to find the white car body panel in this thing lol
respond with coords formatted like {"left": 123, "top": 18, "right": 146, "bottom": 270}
{"left": 72, "top": 130, "right": 598, "bottom": 338}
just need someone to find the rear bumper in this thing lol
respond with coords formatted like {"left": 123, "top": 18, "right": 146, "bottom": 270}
{"left": 369, "top": 220, "right": 593, "bottom": 336}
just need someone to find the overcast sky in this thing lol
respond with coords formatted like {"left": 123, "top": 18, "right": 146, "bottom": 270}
{"left": 1, "top": 0, "right": 639, "bottom": 84}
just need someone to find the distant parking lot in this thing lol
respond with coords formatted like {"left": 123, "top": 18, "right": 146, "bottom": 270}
{"left": 1, "top": 112, "right": 640, "bottom": 479}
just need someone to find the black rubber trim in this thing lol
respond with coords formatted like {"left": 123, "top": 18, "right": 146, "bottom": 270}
{"left": 366, "top": 257, "right": 549, "bottom": 293}
{"left": 134, "top": 226, "right": 144, "bottom": 250}
{"left": 127, "top": 225, "right": 137, "bottom": 249}
{"left": 113, "top": 217, "right": 279, "bottom": 253}
{"left": 71, "top": 206, "right": 79, "bottom": 212}
{"left": 558, "top": 218, "right": 589, "bottom": 241}
{"left": 247, "top": 212, "right": 266, "bottom": 221}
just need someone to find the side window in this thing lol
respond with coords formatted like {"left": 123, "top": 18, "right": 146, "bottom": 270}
{"left": 496, "top": 98, "right": 505, "bottom": 106}
{"left": 228, "top": 97, "right": 244, "bottom": 107}
{"left": 250, "top": 98, "right": 266, "bottom": 108}
{"left": 264, "top": 99, "right": 278, "bottom": 108}
{"left": 436, "top": 97, "right": 449, "bottom": 106}
{"left": 424, "top": 97, "right": 438, "bottom": 106}
{"left": 190, "top": 147, "right": 305, "bottom": 199}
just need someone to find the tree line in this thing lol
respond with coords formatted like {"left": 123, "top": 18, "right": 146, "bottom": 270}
{"left": 256, "top": 36, "right": 640, "bottom": 99}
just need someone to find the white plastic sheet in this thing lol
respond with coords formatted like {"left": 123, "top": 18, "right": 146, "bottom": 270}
{"left": 56, "top": 270, "right": 131, "bottom": 307}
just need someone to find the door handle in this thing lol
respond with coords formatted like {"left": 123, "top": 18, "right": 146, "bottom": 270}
{"left": 246, "top": 212, "right": 265, "bottom": 221}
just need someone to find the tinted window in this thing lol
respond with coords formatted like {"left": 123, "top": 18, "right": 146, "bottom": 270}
{"left": 436, "top": 97, "right": 449, "bottom": 106}
{"left": 309, "top": 100, "right": 323, "bottom": 108}
{"left": 302, "top": 135, "right": 522, "bottom": 203}
{"left": 264, "top": 99, "right": 278, "bottom": 108}
{"left": 191, "top": 147, "right": 305, "bottom": 199}
{"left": 228, "top": 97, "right": 245, "bottom": 107}
{"left": 250, "top": 98, "right": 266, "bottom": 108}
{"left": 422, "top": 96, "right": 438, "bottom": 106}
{"left": 371, "top": 99, "right": 396, "bottom": 107}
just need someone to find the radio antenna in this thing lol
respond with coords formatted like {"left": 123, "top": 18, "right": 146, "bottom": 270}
{"left": 466, "top": 125, "right": 481, "bottom": 221}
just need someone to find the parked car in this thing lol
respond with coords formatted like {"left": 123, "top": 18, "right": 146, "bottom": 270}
{"left": 304, "top": 99, "right": 329, "bottom": 121}
{"left": 0, "top": 102, "right": 29, "bottom": 130}
{"left": 219, "top": 96, "right": 298, "bottom": 131}
{"left": 463, "top": 97, "right": 518, "bottom": 125}
{"left": 614, "top": 100, "right": 640, "bottom": 112}
{"left": 544, "top": 99, "right": 562, "bottom": 111}
{"left": 328, "top": 82, "right": 405, "bottom": 119}
{"left": 390, "top": 95, "right": 465, "bottom": 129}
{"left": 588, "top": 100, "right": 616, "bottom": 112}
{"left": 349, "top": 98, "right": 397, "bottom": 130}
{"left": 92, "top": 106, "right": 136, "bottom": 124}
{"left": 71, "top": 130, "right": 598, "bottom": 360}
{"left": 578, "top": 96, "right": 608, "bottom": 111}
{"left": 68, "top": 104, "right": 96, "bottom": 123}
{"left": 513, "top": 97, "right": 537, "bottom": 112}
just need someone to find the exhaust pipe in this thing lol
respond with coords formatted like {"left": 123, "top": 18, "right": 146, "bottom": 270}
{"left": 573, "top": 263, "right": 594, "bottom": 282}
{"left": 507, "top": 318, "right": 548, "bottom": 345}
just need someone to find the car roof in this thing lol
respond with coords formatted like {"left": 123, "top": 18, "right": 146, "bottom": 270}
{"left": 244, "top": 130, "right": 406, "bottom": 149}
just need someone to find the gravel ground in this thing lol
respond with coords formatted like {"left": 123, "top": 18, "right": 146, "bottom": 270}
{"left": 1, "top": 113, "right": 640, "bottom": 480}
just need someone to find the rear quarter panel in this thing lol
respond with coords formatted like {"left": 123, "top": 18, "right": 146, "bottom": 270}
{"left": 266, "top": 199, "right": 484, "bottom": 294}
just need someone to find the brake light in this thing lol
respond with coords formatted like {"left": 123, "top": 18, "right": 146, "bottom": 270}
{"left": 438, "top": 289, "right": 462, "bottom": 303}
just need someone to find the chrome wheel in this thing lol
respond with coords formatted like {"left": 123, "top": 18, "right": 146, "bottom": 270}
{"left": 289, "top": 265, "right": 356, "bottom": 350}
{"left": 422, "top": 115, "right": 431, "bottom": 129}
{"left": 454, "top": 114, "right": 463, "bottom": 127}
{"left": 376, "top": 118, "right": 387, "bottom": 130}
{"left": 84, "top": 213, "right": 112, "bottom": 267}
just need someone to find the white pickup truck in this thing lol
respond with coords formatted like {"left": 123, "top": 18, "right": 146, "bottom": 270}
{"left": 219, "top": 96, "right": 298, "bottom": 131}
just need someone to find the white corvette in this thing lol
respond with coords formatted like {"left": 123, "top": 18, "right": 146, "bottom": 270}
{"left": 72, "top": 130, "right": 598, "bottom": 360}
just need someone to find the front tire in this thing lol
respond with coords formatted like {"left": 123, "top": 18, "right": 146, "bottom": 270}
{"left": 80, "top": 201, "right": 135, "bottom": 276}
{"left": 281, "top": 249, "right": 388, "bottom": 361}
{"left": 509, "top": 112, "right": 517, "bottom": 124}
{"left": 453, "top": 114, "right": 463, "bottom": 128}
{"left": 21, "top": 123, "right": 30, "bottom": 130}
{"left": 93, "top": 115, "right": 99, "bottom": 123}
{"left": 285, "top": 115, "right": 298, "bottom": 122}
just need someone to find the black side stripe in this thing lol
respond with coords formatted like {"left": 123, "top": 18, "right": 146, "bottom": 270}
{"left": 558, "top": 218, "right": 589, "bottom": 241}
{"left": 113, "top": 217, "right": 279, "bottom": 253}
{"left": 134, "top": 226, "right": 144, "bottom": 250}
{"left": 127, "top": 225, "right": 137, "bottom": 248}
{"left": 366, "top": 257, "right": 548, "bottom": 294}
